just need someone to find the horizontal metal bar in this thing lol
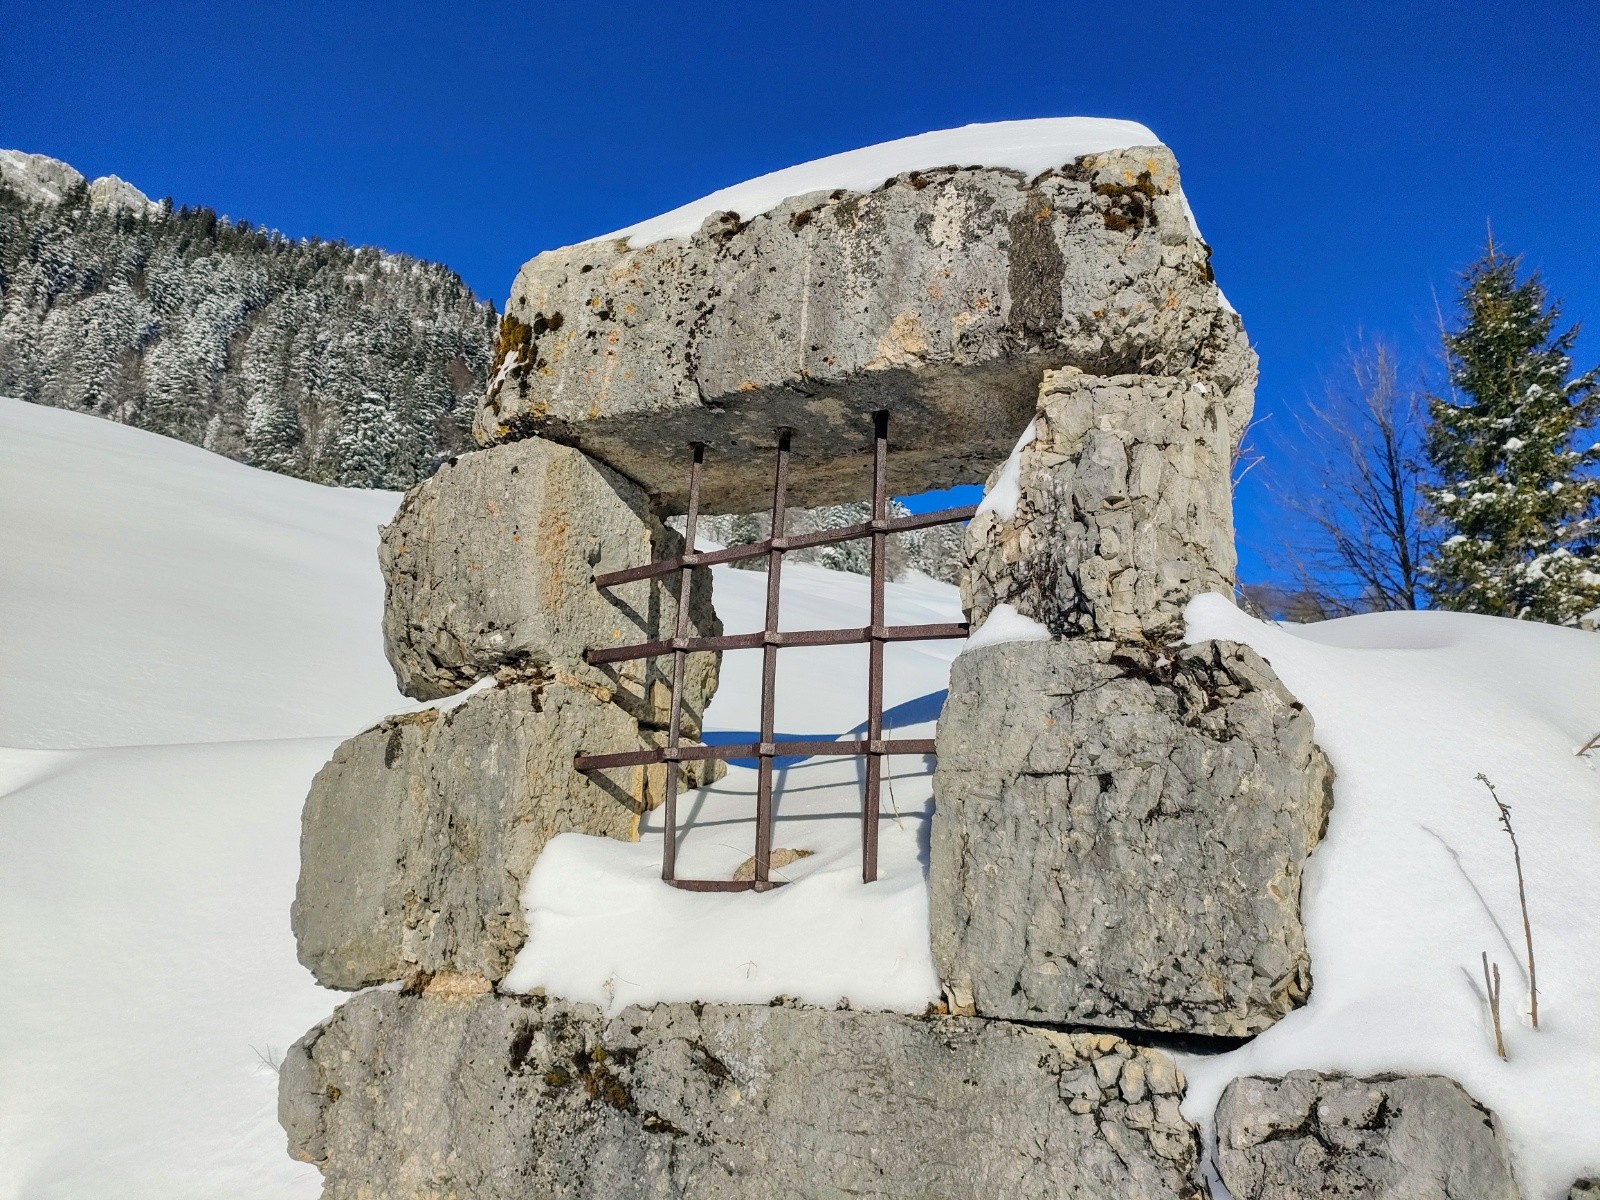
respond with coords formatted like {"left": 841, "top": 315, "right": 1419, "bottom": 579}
{"left": 588, "top": 631, "right": 765, "bottom": 664}
{"left": 887, "top": 503, "right": 980, "bottom": 533}
{"left": 576, "top": 743, "right": 733, "bottom": 771}
{"left": 587, "top": 620, "right": 970, "bottom": 665}
{"left": 666, "top": 878, "right": 789, "bottom": 892}
{"left": 594, "top": 504, "right": 979, "bottom": 589}
{"left": 575, "top": 737, "right": 939, "bottom": 773}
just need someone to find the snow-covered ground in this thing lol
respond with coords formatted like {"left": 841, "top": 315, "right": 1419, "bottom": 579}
{"left": 3, "top": 397, "right": 1597, "bottom": 1198}
{"left": 0, "top": 399, "right": 404, "bottom": 1200}
{"left": 1180, "top": 596, "right": 1600, "bottom": 1199}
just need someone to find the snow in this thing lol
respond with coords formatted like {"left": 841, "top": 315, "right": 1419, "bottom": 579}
{"left": 1179, "top": 593, "right": 1600, "bottom": 1200}
{"left": 5, "top": 398, "right": 1598, "bottom": 1198}
{"left": 502, "top": 560, "right": 962, "bottom": 1014}
{"left": 594, "top": 118, "right": 1175, "bottom": 248}
{"left": 973, "top": 417, "right": 1037, "bottom": 521}
{"left": 0, "top": 397, "right": 408, "bottom": 1199}
{"left": 0, "top": 398, "right": 403, "bottom": 749}
{"left": 962, "top": 601, "right": 1050, "bottom": 650}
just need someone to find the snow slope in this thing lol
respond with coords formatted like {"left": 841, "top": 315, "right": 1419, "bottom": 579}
{"left": 3, "top": 398, "right": 1598, "bottom": 1198}
{"left": 596, "top": 117, "right": 1175, "bottom": 247}
{"left": 0, "top": 398, "right": 406, "bottom": 1199}
{"left": 1179, "top": 595, "right": 1600, "bottom": 1200}
{"left": 0, "top": 398, "right": 403, "bottom": 748}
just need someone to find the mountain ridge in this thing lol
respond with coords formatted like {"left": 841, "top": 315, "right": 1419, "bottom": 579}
{"left": 0, "top": 147, "right": 495, "bottom": 489}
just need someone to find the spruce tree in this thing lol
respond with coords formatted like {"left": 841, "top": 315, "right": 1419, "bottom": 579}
{"left": 1425, "top": 240, "right": 1600, "bottom": 626}
{"left": 326, "top": 389, "right": 402, "bottom": 488}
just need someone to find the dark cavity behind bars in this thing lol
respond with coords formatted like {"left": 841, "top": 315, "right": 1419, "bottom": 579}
{"left": 573, "top": 411, "right": 975, "bottom": 891}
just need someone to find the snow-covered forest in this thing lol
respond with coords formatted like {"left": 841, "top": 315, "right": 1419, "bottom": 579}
{"left": 0, "top": 155, "right": 494, "bottom": 488}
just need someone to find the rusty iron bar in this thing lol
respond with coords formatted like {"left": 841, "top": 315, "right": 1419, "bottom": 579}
{"left": 586, "top": 621, "right": 970, "bottom": 666}
{"left": 863, "top": 411, "right": 889, "bottom": 883}
{"left": 752, "top": 430, "right": 793, "bottom": 890}
{"left": 575, "top": 412, "right": 969, "bottom": 892}
{"left": 658, "top": 443, "right": 705, "bottom": 882}
{"left": 575, "top": 738, "right": 940, "bottom": 773}
{"left": 593, "top": 504, "right": 977, "bottom": 589}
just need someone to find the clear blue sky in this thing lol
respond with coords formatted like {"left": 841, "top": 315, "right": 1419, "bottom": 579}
{"left": 4, "top": 0, "right": 1597, "bottom": 582}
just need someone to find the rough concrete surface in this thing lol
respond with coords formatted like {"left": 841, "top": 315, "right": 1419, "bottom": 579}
{"left": 282, "top": 989, "right": 1203, "bottom": 1200}
{"left": 931, "top": 637, "right": 1332, "bottom": 1037}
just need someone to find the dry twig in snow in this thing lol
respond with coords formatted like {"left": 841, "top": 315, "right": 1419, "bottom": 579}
{"left": 1481, "top": 952, "right": 1508, "bottom": 1060}
{"left": 1477, "top": 773, "right": 1539, "bottom": 1029}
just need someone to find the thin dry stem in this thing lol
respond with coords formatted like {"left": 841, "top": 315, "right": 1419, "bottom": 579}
{"left": 1477, "top": 773, "right": 1538, "bottom": 1029}
{"left": 1481, "top": 951, "right": 1507, "bottom": 1060}
{"left": 1577, "top": 729, "right": 1600, "bottom": 757}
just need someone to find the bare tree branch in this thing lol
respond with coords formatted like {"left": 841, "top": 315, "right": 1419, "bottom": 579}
{"left": 1259, "top": 335, "right": 1436, "bottom": 613}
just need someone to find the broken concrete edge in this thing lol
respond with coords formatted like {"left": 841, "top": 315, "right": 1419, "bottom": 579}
{"left": 378, "top": 433, "right": 721, "bottom": 732}
{"left": 963, "top": 368, "right": 1242, "bottom": 646}
{"left": 1214, "top": 1070, "right": 1524, "bottom": 1200}
{"left": 931, "top": 635, "right": 1334, "bottom": 1039}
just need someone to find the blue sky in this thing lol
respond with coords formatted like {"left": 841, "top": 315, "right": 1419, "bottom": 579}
{"left": 4, "top": 0, "right": 1597, "bottom": 582}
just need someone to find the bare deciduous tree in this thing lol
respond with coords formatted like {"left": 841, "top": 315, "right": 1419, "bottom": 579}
{"left": 1265, "top": 337, "right": 1435, "bottom": 614}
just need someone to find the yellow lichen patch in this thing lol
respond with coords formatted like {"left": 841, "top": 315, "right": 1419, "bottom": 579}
{"left": 868, "top": 311, "right": 931, "bottom": 369}
{"left": 422, "top": 971, "right": 493, "bottom": 1000}
{"left": 494, "top": 314, "right": 535, "bottom": 367}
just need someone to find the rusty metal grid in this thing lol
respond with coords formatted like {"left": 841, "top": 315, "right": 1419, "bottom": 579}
{"left": 575, "top": 411, "right": 974, "bottom": 891}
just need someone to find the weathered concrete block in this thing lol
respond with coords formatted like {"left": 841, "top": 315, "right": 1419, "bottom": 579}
{"left": 281, "top": 990, "right": 1203, "bottom": 1199}
{"left": 380, "top": 436, "right": 720, "bottom": 733}
{"left": 1215, "top": 1072, "right": 1521, "bottom": 1200}
{"left": 965, "top": 369, "right": 1236, "bottom": 643}
{"left": 293, "top": 680, "right": 654, "bottom": 990}
{"left": 931, "top": 638, "right": 1331, "bottom": 1038}
{"left": 477, "top": 147, "right": 1254, "bottom": 514}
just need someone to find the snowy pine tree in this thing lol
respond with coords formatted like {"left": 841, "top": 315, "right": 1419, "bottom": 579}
{"left": 326, "top": 390, "right": 403, "bottom": 488}
{"left": 1424, "top": 240, "right": 1600, "bottom": 626}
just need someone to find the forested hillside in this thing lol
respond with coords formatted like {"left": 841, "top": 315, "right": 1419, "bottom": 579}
{"left": 0, "top": 153, "right": 495, "bottom": 488}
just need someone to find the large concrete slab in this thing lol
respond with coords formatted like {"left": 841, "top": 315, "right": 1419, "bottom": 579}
{"left": 477, "top": 146, "right": 1254, "bottom": 513}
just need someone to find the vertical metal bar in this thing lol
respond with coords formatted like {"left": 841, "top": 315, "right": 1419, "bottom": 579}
{"left": 864, "top": 410, "right": 889, "bottom": 883}
{"left": 754, "top": 429, "right": 792, "bottom": 890}
{"left": 661, "top": 443, "right": 705, "bottom": 883}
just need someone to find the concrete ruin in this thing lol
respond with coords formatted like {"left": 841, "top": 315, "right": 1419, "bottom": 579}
{"left": 282, "top": 121, "right": 1368, "bottom": 1198}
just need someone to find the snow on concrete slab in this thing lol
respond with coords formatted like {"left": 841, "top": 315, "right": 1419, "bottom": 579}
{"left": 596, "top": 117, "right": 1169, "bottom": 248}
